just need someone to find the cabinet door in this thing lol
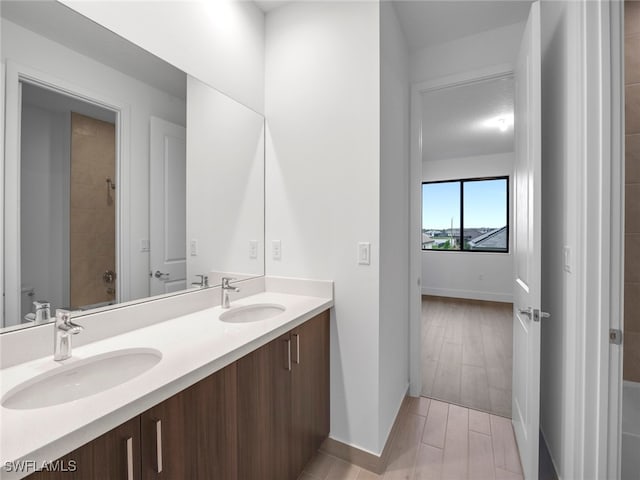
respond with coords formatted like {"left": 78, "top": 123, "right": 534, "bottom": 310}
{"left": 237, "top": 333, "right": 292, "bottom": 480}
{"left": 25, "top": 417, "right": 140, "bottom": 480}
{"left": 141, "top": 363, "right": 237, "bottom": 480}
{"left": 290, "top": 311, "right": 330, "bottom": 476}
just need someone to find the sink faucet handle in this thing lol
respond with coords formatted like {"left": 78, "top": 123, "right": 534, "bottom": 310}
{"left": 55, "top": 308, "right": 83, "bottom": 333}
{"left": 221, "top": 277, "right": 237, "bottom": 288}
{"left": 33, "top": 300, "right": 51, "bottom": 322}
{"left": 34, "top": 300, "right": 50, "bottom": 310}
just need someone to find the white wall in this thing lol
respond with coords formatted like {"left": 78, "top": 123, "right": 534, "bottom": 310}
{"left": 20, "top": 106, "right": 70, "bottom": 318}
{"left": 61, "top": 0, "right": 265, "bottom": 114}
{"left": 186, "top": 75, "right": 265, "bottom": 282}
{"left": 265, "top": 1, "right": 384, "bottom": 454}
{"left": 422, "top": 153, "right": 514, "bottom": 302}
{"left": 379, "top": 2, "right": 411, "bottom": 447}
{"left": 1, "top": 19, "right": 186, "bottom": 306}
{"left": 410, "top": 21, "right": 525, "bottom": 83}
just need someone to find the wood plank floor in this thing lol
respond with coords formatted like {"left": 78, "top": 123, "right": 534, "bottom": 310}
{"left": 421, "top": 296, "right": 513, "bottom": 417}
{"left": 299, "top": 397, "right": 523, "bottom": 480}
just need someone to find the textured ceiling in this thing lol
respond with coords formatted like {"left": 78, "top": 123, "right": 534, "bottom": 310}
{"left": 421, "top": 76, "right": 514, "bottom": 162}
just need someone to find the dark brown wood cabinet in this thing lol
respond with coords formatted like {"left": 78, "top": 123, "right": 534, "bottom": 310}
{"left": 290, "top": 310, "right": 330, "bottom": 476}
{"left": 26, "top": 417, "right": 141, "bottom": 480}
{"left": 141, "top": 363, "right": 237, "bottom": 480}
{"left": 23, "top": 311, "right": 329, "bottom": 480}
{"left": 237, "top": 332, "right": 293, "bottom": 480}
{"left": 237, "top": 311, "right": 330, "bottom": 480}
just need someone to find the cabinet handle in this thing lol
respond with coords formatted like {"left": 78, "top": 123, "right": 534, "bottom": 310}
{"left": 292, "top": 333, "right": 300, "bottom": 364}
{"left": 125, "top": 437, "right": 134, "bottom": 480}
{"left": 285, "top": 338, "right": 292, "bottom": 371}
{"left": 155, "top": 419, "right": 163, "bottom": 473}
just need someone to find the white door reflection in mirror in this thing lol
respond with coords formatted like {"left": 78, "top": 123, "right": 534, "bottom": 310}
{"left": 149, "top": 117, "right": 187, "bottom": 296}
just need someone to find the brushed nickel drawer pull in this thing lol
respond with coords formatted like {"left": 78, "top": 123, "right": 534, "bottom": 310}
{"left": 126, "top": 437, "right": 134, "bottom": 480}
{"left": 285, "top": 338, "right": 292, "bottom": 371}
{"left": 155, "top": 419, "right": 163, "bottom": 473}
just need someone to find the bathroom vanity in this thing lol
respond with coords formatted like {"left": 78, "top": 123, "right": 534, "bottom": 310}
{"left": 23, "top": 311, "right": 328, "bottom": 480}
{"left": 0, "top": 279, "right": 333, "bottom": 480}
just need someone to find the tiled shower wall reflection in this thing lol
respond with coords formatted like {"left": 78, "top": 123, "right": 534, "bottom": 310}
{"left": 70, "top": 112, "right": 116, "bottom": 308}
{"left": 625, "top": 0, "right": 640, "bottom": 382}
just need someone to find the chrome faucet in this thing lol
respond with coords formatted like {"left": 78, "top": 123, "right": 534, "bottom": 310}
{"left": 33, "top": 300, "right": 51, "bottom": 323}
{"left": 192, "top": 274, "right": 209, "bottom": 288}
{"left": 54, "top": 309, "right": 83, "bottom": 361}
{"left": 221, "top": 277, "right": 240, "bottom": 309}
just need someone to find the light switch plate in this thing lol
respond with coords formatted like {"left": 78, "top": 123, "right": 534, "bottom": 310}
{"left": 563, "top": 246, "right": 571, "bottom": 273}
{"left": 358, "top": 242, "right": 370, "bottom": 265}
{"left": 140, "top": 239, "right": 150, "bottom": 252}
{"left": 272, "top": 240, "right": 281, "bottom": 260}
{"left": 249, "top": 240, "right": 258, "bottom": 259}
{"left": 190, "top": 239, "right": 198, "bottom": 256}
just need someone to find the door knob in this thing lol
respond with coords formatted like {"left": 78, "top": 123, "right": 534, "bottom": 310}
{"left": 519, "top": 307, "right": 550, "bottom": 322}
{"left": 518, "top": 307, "right": 532, "bottom": 317}
{"left": 154, "top": 270, "right": 170, "bottom": 279}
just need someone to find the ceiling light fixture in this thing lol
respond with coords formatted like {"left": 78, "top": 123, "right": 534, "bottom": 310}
{"left": 483, "top": 113, "right": 514, "bottom": 132}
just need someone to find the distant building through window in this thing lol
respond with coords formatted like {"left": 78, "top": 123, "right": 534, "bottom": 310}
{"left": 422, "top": 177, "right": 509, "bottom": 253}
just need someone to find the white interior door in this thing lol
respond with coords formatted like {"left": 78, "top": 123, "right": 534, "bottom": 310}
{"left": 512, "top": 2, "right": 542, "bottom": 479}
{"left": 149, "top": 117, "right": 187, "bottom": 296}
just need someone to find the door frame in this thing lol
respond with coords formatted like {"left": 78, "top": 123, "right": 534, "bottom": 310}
{"left": 567, "top": 0, "right": 622, "bottom": 477}
{"left": 409, "top": 63, "right": 514, "bottom": 397}
{"left": 3, "top": 60, "right": 131, "bottom": 323}
{"left": 603, "top": 0, "right": 624, "bottom": 478}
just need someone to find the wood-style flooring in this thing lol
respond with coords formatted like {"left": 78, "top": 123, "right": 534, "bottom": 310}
{"left": 300, "top": 397, "right": 523, "bottom": 480}
{"left": 421, "top": 296, "right": 513, "bottom": 417}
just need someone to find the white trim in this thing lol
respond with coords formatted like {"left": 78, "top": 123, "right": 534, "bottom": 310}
{"left": 421, "top": 287, "right": 512, "bottom": 304}
{"left": 409, "top": 63, "right": 514, "bottom": 397}
{"left": 575, "top": 0, "right": 622, "bottom": 477}
{"left": 607, "top": 0, "right": 624, "bottom": 478}
{"left": 2, "top": 60, "right": 131, "bottom": 325}
{"left": 1, "top": 61, "right": 5, "bottom": 323}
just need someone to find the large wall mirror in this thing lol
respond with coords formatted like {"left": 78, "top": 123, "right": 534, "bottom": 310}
{"left": 1, "top": 0, "right": 265, "bottom": 332}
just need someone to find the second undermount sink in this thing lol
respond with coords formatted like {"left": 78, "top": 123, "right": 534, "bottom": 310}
{"left": 1, "top": 348, "right": 162, "bottom": 410}
{"left": 219, "top": 303, "right": 286, "bottom": 323}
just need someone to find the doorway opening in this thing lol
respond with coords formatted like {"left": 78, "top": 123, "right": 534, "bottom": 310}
{"left": 4, "top": 77, "right": 120, "bottom": 328}
{"left": 419, "top": 75, "right": 515, "bottom": 418}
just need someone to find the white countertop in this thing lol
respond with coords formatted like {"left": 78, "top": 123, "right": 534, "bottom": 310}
{"left": 0, "top": 290, "right": 332, "bottom": 479}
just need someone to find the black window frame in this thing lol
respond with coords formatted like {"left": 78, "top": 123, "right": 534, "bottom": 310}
{"left": 421, "top": 176, "right": 510, "bottom": 254}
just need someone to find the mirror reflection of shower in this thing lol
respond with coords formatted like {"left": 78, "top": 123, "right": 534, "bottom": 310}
{"left": 19, "top": 81, "right": 117, "bottom": 325}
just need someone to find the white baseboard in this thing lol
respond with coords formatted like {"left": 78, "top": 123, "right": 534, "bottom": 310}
{"left": 421, "top": 287, "right": 512, "bottom": 303}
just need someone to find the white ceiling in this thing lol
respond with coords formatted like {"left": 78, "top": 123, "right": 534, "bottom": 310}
{"left": 255, "top": 1, "right": 532, "bottom": 51}
{"left": 1, "top": 0, "right": 186, "bottom": 100}
{"left": 253, "top": 0, "right": 292, "bottom": 12}
{"left": 421, "top": 76, "right": 514, "bottom": 162}
{"left": 393, "top": 0, "right": 532, "bottom": 51}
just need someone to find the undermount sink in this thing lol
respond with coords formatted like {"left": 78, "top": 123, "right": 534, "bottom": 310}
{"left": 219, "top": 303, "right": 286, "bottom": 323}
{"left": 1, "top": 348, "right": 162, "bottom": 410}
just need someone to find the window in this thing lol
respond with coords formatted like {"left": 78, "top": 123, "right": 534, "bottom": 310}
{"left": 422, "top": 177, "right": 509, "bottom": 253}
